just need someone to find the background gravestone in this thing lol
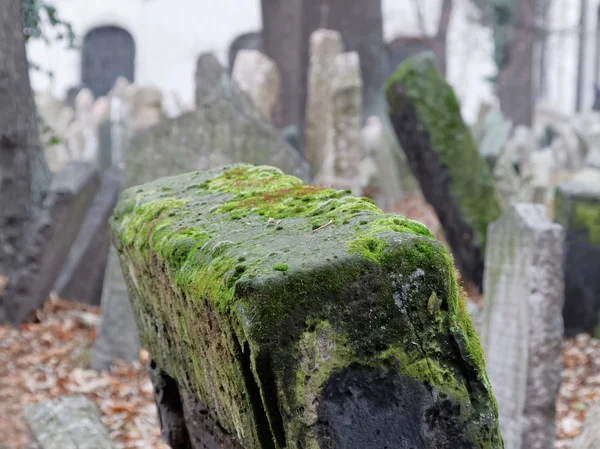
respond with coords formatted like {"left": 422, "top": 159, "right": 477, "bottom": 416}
{"left": 482, "top": 203, "right": 564, "bottom": 449}
{"left": 554, "top": 168, "right": 600, "bottom": 336}
{"left": 227, "top": 31, "right": 262, "bottom": 74}
{"left": 304, "top": 29, "right": 344, "bottom": 178}
{"left": 53, "top": 168, "right": 122, "bottom": 305}
{"left": 92, "top": 54, "right": 311, "bottom": 370}
{"left": 385, "top": 52, "right": 501, "bottom": 291}
{"left": 0, "top": 162, "right": 100, "bottom": 324}
{"left": 24, "top": 396, "right": 116, "bottom": 449}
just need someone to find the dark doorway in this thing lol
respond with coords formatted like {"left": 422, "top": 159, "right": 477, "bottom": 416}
{"left": 82, "top": 26, "right": 135, "bottom": 98}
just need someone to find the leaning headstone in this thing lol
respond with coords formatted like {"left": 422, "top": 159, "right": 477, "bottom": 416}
{"left": 554, "top": 168, "right": 600, "bottom": 335}
{"left": 114, "top": 164, "right": 502, "bottom": 449}
{"left": 385, "top": 52, "right": 501, "bottom": 290}
{"left": 322, "top": 51, "right": 363, "bottom": 193}
{"left": 93, "top": 54, "right": 311, "bottom": 370}
{"left": 304, "top": 28, "right": 344, "bottom": 176}
{"left": 0, "top": 162, "right": 100, "bottom": 325}
{"left": 475, "top": 107, "right": 513, "bottom": 169}
{"left": 53, "top": 169, "right": 122, "bottom": 305}
{"left": 232, "top": 49, "right": 282, "bottom": 125}
{"left": 24, "top": 395, "right": 116, "bottom": 449}
{"left": 482, "top": 203, "right": 564, "bottom": 449}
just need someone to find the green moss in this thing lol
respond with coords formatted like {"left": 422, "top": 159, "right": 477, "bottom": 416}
{"left": 385, "top": 52, "right": 501, "bottom": 250}
{"left": 573, "top": 201, "right": 600, "bottom": 246}
{"left": 554, "top": 188, "right": 600, "bottom": 247}
{"left": 112, "top": 164, "right": 502, "bottom": 449}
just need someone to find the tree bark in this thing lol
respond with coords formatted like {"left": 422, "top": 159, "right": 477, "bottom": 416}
{"left": 496, "top": 0, "right": 537, "bottom": 126}
{"left": 432, "top": 0, "right": 453, "bottom": 76}
{"left": 0, "top": 0, "right": 51, "bottom": 276}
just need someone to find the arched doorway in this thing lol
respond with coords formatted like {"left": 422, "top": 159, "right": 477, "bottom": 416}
{"left": 81, "top": 26, "right": 135, "bottom": 98}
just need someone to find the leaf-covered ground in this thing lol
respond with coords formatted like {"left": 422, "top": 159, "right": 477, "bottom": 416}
{"left": 0, "top": 196, "right": 594, "bottom": 448}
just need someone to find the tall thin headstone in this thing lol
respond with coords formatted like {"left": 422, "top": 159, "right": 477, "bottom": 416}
{"left": 232, "top": 49, "right": 282, "bottom": 125}
{"left": 482, "top": 203, "right": 564, "bottom": 449}
{"left": 322, "top": 51, "right": 363, "bottom": 193}
{"left": 554, "top": 168, "right": 600, "bottom": 335}
{"left": 304, "top": 29, "right": 344, "bottom": 177}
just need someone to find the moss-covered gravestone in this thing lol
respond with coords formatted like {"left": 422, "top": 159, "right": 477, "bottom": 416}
{"left": 554, "top": 168, "right": 600, "bottom": 336}
{"left": 385, "top": 52, "right": 501, "bottom": 291}
{"left": 112, "top": 164, "right": 502, "bottom": 449}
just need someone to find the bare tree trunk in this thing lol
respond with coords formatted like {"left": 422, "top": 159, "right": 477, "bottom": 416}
{"left": 0, "top": 0, "right": 51, "bottom": 275}
{"left": 496, "top": 0, "right": 537, "bottom": 126}
{"left": 432, "top": 0, "right": 454, "bottom": 75}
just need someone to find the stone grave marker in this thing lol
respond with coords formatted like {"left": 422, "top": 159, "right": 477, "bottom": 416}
{"left": 0, "top": 162, "right": 100, "bottom": 325}
{"left": 320, "top": 51, "right": 363, "bottom": 193}
{"left": 304, "top": 28, "right": 344, "bottom": 176}
{"left": 24, "top": 395, "right": 116, "bottom": 449}
{"left": 113, "top": 164, "right": 502, "bottom": 449}
{"left": 232, "top": 49, "right": 282, "bottom": 125}
{"left": 554, "top": 168, "right": 600, "bottom": 335}
{"left": 385, "top": 52, "right": 501, "bottom": 291}
{"left": 53, "top": 168, "right": 122, "bottom": 305}
{"left": 482, "top": 203, "right": 564, "bottom": 449}
{"left": 92, "top": 53, "right": 311, "bottom": 370}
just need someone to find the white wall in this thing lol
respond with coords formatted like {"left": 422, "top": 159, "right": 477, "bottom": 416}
{"left": 27, "top": 0, "right": 261, "bottom": 104}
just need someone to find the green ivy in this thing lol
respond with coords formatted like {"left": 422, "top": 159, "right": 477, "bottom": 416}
{"left": 21, "top": 0, "right": 76, "bottom": 48}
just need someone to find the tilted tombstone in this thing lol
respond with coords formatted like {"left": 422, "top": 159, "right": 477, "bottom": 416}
{"left": 0, "top": 162, "right": 100, "bottom": 324}
{"left": 385, "top": 52, "right": 501, "bottom": 291}
{"left": 481, "top": 203, "right": 564, "bottom": 449}
{"left": 53, "top": 169, "right": 122, "bottom": 305}
{"left": 113, "top": 164, "right": 503, "bottom": 449}
{"left": 554, "top": 168, "right": 600, "bottom": 335}
{"left": 92, "top": 53, "right": 311, "bottom": 370}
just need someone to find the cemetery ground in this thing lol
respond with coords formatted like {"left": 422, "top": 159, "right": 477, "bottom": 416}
{"left": 0, "top": 194, "right": 596, "bottom": 449}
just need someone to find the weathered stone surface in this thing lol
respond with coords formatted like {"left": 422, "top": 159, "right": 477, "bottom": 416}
{"left": 113, "top": 164, "right": 502, "bottom": 449}
{"left": 317, "top": 51, "right": 363, "bottom": 193}
{"left": 24, "top": 395, "right": 115, "bottom": 449}
{"left": 554, "top": 168, "right": 600, "bottom": 335}
{"left": 572, "top": 398, "right": 600, "bottom": 449}
{"left": 304, "top": 29, "right": 344, "bottom": 176}
{"left": 53, "top": 169, "right": 122, "bottom": 305}
{"left": 481, "top": 203, "right": 564, "bottom": 449}
{"left": 0, "top": 162, "right": 100, "bottom": 325}
{"left": 385, "top": 52, "right": 501, "bottom": 291}
{"left": 232, "top": 50, "right": 282, "bottom": 125}
{"left": 94, "top": 54, "right": 310, "bottom": 369}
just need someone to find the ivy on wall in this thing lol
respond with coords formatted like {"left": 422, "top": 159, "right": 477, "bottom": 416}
{"left": 21, "top": 0, "right": 75, "bottom": 46}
